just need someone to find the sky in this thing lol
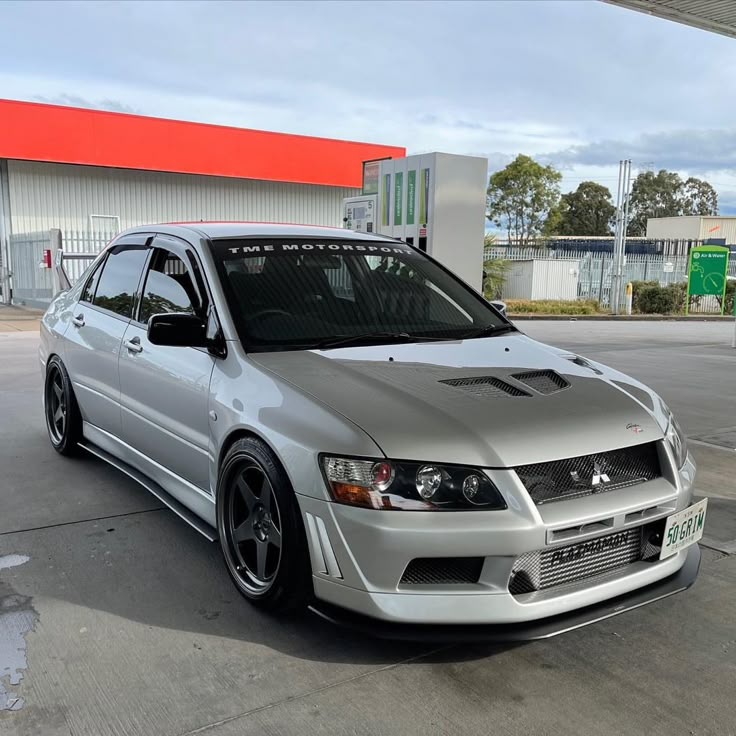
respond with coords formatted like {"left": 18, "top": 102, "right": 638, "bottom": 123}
{"left": 1, "top": 0, "right": 736, "bottom": 214}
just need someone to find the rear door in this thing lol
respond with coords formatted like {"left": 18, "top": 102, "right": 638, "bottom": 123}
{"left": 63, "top": 238, "right": 150, "bottom": 437}
{"left": 118, "top": 235, "right": 215, "bottom": 492}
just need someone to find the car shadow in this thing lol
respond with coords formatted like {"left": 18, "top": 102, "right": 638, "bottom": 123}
{"left": 1, "top": 451, "right": 524, "bottom": 668}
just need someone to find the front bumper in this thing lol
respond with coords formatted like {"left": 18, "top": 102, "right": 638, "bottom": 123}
{"left": 297, "top": 451, "right": 697, "bottom": 627}
{"left": 308, "top": 544, "right": 701, "bottom": 641}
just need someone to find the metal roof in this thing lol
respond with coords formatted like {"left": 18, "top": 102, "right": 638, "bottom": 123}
{"left": 0, "top": 99, "right": 405, "bottom": 188}
{"left": 603, "top": 1, "right": 736, "bottom": 39}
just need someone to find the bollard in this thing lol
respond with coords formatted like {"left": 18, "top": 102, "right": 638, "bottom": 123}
{"left": 625, "top": 282, "right": 633, "bottom": 316}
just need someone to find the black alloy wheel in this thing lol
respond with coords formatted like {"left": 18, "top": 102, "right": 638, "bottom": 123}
{"left": 226, "top": 461, "right": 283, "bottom": 592}
{"left": 44, "top": 356, "right": 82, "bottom": 455}
{"left": 217, "top": 437, "right": 312, "bottom": 612}
{"left": 46, "top": 364, "right": 67, "bottom": 443}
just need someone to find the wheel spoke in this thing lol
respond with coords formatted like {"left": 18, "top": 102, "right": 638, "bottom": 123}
{"left": 268, "top": 524, "right": 282, "bottom": 550}
{"left": 233, "top": 519, "right": 255, "bottom": 544}
{"left": 236, "top": 475, "right": 259, "bottom": 512}
{"left": 54, "top": 406, "right": 64, "bottom": 423}
{"left": 256, "top": 540, "right": 268, "bottom": 579}
{"left": 53, "top": 382, "right": 62, "bottom": 401}
{"left": 260, "top": 477, "right": 273, "bottom": 513}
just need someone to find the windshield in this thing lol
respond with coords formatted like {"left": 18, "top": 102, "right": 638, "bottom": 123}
{"left": 212, "top": 238, "right": 510, "bottom": 351}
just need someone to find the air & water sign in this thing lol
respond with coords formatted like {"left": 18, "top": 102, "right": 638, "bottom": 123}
{"left": 686, "top": 245, "right": 729, "bottom": 315}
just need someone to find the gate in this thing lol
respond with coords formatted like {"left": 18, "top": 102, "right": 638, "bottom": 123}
{"left": 8, "top": 230, "right": 114, "bottom": 308}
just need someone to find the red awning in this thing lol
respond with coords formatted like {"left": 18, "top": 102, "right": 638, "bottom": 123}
{"left": 0, "top": 99, "right": 405, "bottom": 188}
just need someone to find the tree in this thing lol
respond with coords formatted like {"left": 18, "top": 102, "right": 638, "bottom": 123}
{"left": 627, "top": 170, "right": 718, "bottom": 236}
{"left": 681, "top": 176, "right": 718, "bottom": 216}
{"left": 549, "top": 181, "right": 615, "bottom": 236}
{"left": 487, "top": 154, "right": 562, "bottom": 245}
{"left": 542, "top": 203, "right": 563, "bottom": 236}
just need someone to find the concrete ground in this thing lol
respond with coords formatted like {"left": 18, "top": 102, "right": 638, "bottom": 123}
{"left": 0, "top": 321, "right": 735, "bottom": 736}
{"left": 0, "top": 306, "right": 44, "bottom": 333}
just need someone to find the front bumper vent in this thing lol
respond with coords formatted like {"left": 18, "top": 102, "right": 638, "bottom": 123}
{"left": 400, "top": 557, "right": 484, "bottom": 585}
{"left": 509, "top": 522, "right": 664, "bottom": 596}
{"left": 515, "top": 441, "right": 661, "bottom": 505}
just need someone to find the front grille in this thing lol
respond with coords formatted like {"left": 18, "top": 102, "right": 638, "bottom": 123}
{"left": 439, "top": 376, "right": 531, "bottom": 398}
{"left": 509, "top": 526, "right": 655, "bottom": 596}
{"left": 511, "top": 369, "right": 570, "bottom": 394}
{"left": 400, "top": 557, "right": 484, "bottom": 585}
{"left": 515, "top": 442, "right": 661, "bottom": 505}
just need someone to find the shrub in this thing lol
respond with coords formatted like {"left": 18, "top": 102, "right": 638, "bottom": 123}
{"left": 483, "top": 258, "right": 511, "bottom": 300}
{"left": 506, "top": 299, "right": 601, "bottom": 315}
{"left": 718, "top": 279, "right": 735, "bottom": 315}
{"left": 635, "top": 282, "right": 687, "bottom": 314}
{"left": 629, "top": 280, "right": 659, "bottom": 312}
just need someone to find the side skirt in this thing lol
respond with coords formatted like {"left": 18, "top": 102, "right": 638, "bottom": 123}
{"left": 79, "top": 439, "right": 218, "bottom": 542}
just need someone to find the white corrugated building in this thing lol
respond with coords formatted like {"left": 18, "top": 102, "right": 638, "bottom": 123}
{"left": 646, "top": 216, "right": 736, "bottom": 244}
{"left": 0, "top": 99, "right": 404, "bottom": 304}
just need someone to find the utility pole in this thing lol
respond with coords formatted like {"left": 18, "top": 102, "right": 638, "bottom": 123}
{"left": 611, "top": 161, "right": 624, "bottom": 314}
{"left": 611, "top": 159, "right": 632, "bottom": 314}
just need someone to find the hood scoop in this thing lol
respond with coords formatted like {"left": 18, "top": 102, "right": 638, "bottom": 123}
{"left": 439, "top": 376, "right": 531, "bottom": 398}
{"left": 511, "top": 369, "right": 570, "bottom": 395}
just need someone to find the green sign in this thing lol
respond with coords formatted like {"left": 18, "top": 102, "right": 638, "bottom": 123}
{"left": 394, "top": 172, "right": 403, "bottom": 226}
{"left": 406, "top": 170, "right": 416, "bottom": 225}
{"left": 686, "top": 245, "right": 729, "bottom": 314}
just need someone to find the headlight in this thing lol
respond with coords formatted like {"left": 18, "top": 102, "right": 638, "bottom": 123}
{"left": 665, "top": 410, "right": 688, "bottom": 469}
{"left": 321, "top": 456, "right": 506, "bottom": 511}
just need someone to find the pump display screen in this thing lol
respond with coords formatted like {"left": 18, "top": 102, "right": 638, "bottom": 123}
{"left": 352, "top": 206, "right": 367, "bottom": 220}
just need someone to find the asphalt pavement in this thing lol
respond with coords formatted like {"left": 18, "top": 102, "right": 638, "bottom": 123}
{"left": 1, "top": 321, "right": 735, "bottom": 736}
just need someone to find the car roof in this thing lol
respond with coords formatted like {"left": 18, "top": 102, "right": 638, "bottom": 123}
{"left": 121, "top": 221, "right": 394, "bottom": 242}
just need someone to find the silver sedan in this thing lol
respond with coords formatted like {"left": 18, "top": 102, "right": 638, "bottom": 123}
{"left": 40, "top": 223, "right": 703, "bottom": 638}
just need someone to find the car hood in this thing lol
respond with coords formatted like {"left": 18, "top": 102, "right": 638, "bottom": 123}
{"left": 251, "top": 334, "right": 668, "bottom": 467}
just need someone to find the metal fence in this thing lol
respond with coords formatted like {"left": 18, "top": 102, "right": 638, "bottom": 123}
{"left": 8, "top": 230, "right": 113, "bottom": 307}
{"left": 485, "top": 246, "right": 736, "bottom": 311}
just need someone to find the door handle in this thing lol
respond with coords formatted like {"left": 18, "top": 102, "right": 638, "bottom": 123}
{"left": 124, "top": 337, "right": 143, "bottom": 354}
{"left": 72, "top": 314, "right": 85, "bottom": 328}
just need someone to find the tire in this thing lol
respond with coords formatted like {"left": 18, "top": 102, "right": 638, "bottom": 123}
{"left": 44, "top": 356, "right": 83, "bottom": 456}
{"left": 216, "top": 437, "right": 313, "bottom": 613}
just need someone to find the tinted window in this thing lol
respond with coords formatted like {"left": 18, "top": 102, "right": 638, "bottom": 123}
{"left": 139, "top": 251, "right": 196, "bottom": 324}
{"left": 93, "top": 246, "right": 149, "bottom": 318}
{"left": 212, "top": 239, "right": 508, "bottom": 351}
{"left": 80, "top": 258, "right": 105, "bottom": 304}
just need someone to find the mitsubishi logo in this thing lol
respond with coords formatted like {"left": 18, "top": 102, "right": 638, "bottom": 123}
{"left": 570, "top": 461, "right": 610, "bottom": 488}
{"left": 591, "top": 461, "right": 611, "bottom": 487}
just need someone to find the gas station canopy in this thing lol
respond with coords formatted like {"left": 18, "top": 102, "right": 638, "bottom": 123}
{"left": 604, "top": 0, "right": 736, "bottom": 40}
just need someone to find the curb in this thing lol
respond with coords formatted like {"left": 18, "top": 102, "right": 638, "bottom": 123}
{"left": 509, "top": 314, "right": 733, "bottom": 322}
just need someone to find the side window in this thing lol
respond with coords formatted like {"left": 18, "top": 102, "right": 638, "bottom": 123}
{"left": 80, "top": 257, "right": 105, "bottom": 304}
{"left": 138, "top": 249, "right": 197, "bottom": 325}
{"left": 92, "top": 246, "right": 149, "bottom": 318}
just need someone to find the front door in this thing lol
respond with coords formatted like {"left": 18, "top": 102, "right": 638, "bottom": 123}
{"left": 62, "top": 239, "right": 150, "bottom": 437}
{"left": 118, "top": 235, "right": 215, "bottom": 493}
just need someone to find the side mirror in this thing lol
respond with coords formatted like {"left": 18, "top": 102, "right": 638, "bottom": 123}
{"left": 147, "top": 313, "right": 207, "bottom": 347}
{"left": 490, "top": 299, "right": 507, "bottom": 316}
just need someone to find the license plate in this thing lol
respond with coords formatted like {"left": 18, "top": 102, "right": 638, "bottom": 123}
{"left": 660, "top": 499, "right": 708, "bottom": 560}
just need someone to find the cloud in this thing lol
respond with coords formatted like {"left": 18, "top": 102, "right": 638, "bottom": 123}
{"left": 2, "top": 0, "right": 736, "bottom": 208}
{"left": 33, "top": 93, "right": 140, "bottom": 114}
{"left": 548, "top": 129, "right": 736, "bottom": 175}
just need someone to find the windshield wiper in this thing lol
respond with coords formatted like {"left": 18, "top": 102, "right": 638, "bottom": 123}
{"left": 314, "top": 332, "right": 448, "bottom": 350}
{"left": 461, "top": 323, "right": 518, "bottom": 340}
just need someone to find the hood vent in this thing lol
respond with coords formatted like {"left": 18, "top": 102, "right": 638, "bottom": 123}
{"left": 511, "top": 370, "right": 570, "bottom": 395}
{"left": 439, "top": 376, "right": 531, "bottom": 398}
